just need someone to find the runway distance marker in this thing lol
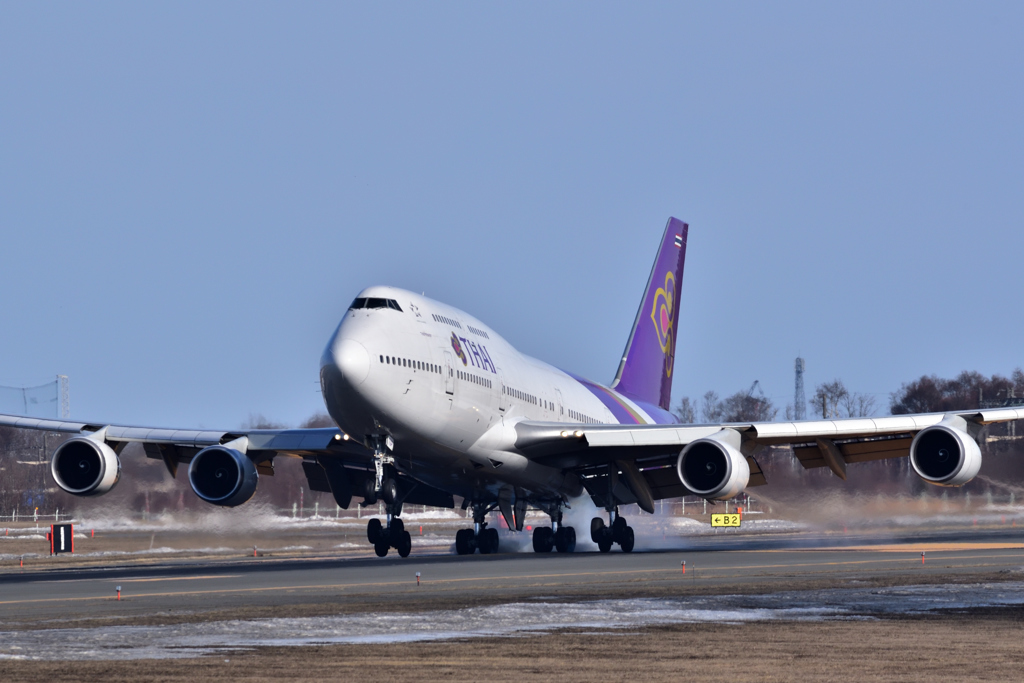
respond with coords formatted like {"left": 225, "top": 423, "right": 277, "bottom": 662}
{"left": 711, "top": 514, "right": 741, "bottom": 527}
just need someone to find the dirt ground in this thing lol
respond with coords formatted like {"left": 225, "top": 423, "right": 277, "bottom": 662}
{"left": 2, "top": 607, "right": 1023, "bottom": 682}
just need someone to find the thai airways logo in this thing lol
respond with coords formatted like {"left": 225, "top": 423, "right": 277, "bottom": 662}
{"left": 450, "top": 332, "right": 468, "bottom": 366}
{"left": 650, "top": 271, "right": 676, "bottom": 377}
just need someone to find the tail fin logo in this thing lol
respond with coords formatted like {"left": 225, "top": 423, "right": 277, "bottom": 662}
{"left": 649, "top": 271, "right": 676, "bottom": 377}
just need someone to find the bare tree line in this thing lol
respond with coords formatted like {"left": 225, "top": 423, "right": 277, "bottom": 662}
{"left": 673, "top": 367, "right": 1024, "bottom": 424}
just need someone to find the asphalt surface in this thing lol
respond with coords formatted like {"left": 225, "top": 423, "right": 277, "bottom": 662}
{"left": 3, "top": 527, "right": 1024, "bottom": 624}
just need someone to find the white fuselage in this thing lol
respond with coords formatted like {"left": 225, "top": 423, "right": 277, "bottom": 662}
{"left": 319, "top": 286, "right": 667, "bottom": 502}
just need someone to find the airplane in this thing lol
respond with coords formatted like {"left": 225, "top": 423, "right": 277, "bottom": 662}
{"left": 4, "top": 217, "right": 1023, "bottom": 558}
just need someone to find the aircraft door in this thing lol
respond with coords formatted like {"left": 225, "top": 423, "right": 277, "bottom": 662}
{"left": 443, "top": 351, "right": 455, "bottom": 395}
{"left": 555, "top": 388, "right": 565, "bottom": 419}
{"left": 497, "top": 368, "right": 507, "bottom": 412}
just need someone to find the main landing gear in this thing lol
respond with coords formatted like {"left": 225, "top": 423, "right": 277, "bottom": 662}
{"left": 455, "top": 502, "right": 501, "bottom": 555}
{"left": 590, "top": 507, "right": 634, "bottom": 553}
{"left": 532, "top": 505, "right": 576, "bottom": 553}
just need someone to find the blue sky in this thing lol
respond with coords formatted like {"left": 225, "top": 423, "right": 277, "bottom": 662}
{"left": 2, "top": 3, "right": 1022, "bottom": 428}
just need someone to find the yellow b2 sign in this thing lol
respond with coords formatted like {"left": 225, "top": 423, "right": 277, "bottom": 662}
{"left": 711, "top": 513, "right": 741, "bottom": 527}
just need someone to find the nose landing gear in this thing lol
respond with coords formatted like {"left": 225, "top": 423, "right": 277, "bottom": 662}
{"left": 364, "top": 435, "right": 411, "bottom": 558}
{"left": 366, "top": 509, "right": 412, "bottom": 558}
{"left": 590, "top": 507, "right": 634, "bottom": 553}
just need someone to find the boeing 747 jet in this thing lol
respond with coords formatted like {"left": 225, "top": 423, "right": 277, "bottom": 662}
{"left": 5, "top": 218, "right": 1021, "bottom": 557}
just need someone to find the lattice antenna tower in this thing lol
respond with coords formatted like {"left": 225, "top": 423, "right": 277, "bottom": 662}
{"left": 794, "top": 357, "right": 806, "bottom": 420}
{"left": 58, "top": 375, "right": 70, "bottom": 419}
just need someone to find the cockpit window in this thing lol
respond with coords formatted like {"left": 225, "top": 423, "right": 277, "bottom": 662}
{"left": 349, "top": 297, "right": 403, "bottom": 311}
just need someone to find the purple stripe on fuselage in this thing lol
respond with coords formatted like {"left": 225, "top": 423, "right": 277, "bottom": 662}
{"left": 566, "top": 372, "right": 678, "bottom": 425}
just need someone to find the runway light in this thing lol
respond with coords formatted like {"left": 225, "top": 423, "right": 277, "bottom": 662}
{"left": 681, "top": 561, "right": 686, "bottom": 575}
{"left": 416, "top": 572, "right": 421, "bottom": 586}
{"left": 116, "top": 585, "right": 121, "bottom": 601}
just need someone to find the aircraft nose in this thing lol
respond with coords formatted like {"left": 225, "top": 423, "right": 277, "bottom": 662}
{"left": 334, "top": 338, "right": 370, "bottom": 386}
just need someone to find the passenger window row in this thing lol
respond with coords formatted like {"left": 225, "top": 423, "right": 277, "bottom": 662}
{"left": 466, "top": 325, "right": 490, "bottom": 339}
{"left": 503, "top": 386, "right": 538, "bottom": 406}
{"left": 379, "top": 355, "right": 441, "bottom": 375}
{"left": 351, "top": 297, "right": 402, "bottom": 311}
{"left": 568, "top": 408, "right": 599, "bottom": 424}
{"left": 457, "top": 370, "right": 492, "bottom": 388}
{"left": 431, "top": 313, "right": 462, "bottom": 329}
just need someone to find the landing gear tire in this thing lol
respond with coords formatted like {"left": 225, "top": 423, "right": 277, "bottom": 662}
{"left": 479, "top": 527, "right": 499, "bottom": 554}
{"left": 533, "top": 526, "right": 554, "bottom": 553}
{"left": 455, "top": 528, "right": 474, "bottom": 555}
{"left": 396, "top": 530, "right": 412, "bottom": 558}
{"left": 367, "top": 518, "right": 383, "bottom": 545}
{"left": 554, "top": 526, "right": 576, "bottom": 553}
{"left": 611, "top": 516, "right": 627, "bottom": 539}
{"left": 390, "top": 516, "right": 405, "bottom": 537}
{"left": 374, "top": 541, "right": 389, "bottom": 557}
{"left": 590, "top": 517, "right": 605, "bottom": 544}
{"left": 597, "top": 538, "right": 613, "bottom": 553}
{"left": 381, "top": 478, "right": 399, "bottom": 505}
{"left": 619, "top": 526, "right": 635, "bottom": 553}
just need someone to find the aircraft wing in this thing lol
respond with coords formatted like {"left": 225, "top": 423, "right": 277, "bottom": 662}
{"left": 0, "top": 412, "right": 368, "bottom": 470}
{"left": 513, "top": 407, "right": 1024, "bottom": 511}
{"left": 0, "top": 412, "right": 460, "bottom": 509}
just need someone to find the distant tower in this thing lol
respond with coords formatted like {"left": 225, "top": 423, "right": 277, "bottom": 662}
{"left": 794, "top": 357, "right": 806, "bottom": 420}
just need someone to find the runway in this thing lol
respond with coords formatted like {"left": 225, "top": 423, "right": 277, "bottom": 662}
{"left": 3, "top": 526, "right": 1024, "bottom": 626}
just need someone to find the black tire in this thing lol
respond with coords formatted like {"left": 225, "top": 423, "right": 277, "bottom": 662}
{"left": 612, "top": 515, "right": 628, "bottom": 542}
{"left": 367, "top": 518, "right": 383, "bottom": 545}
{"left": 455, "top": 528, "right": 473, "bottom": 555}
{"left": 362, "top": 478, "right": 377, "bottom": 505}
{"left": 381, "top": 478, "right": 398, "bottom": 505}
{"left": 533, "top": 526, "right": 554, "bottom": 553}
{"left": 397, "top": 530, "right": 412, "bottom": 558}
{"left": 590, "top": 517, "right": 605, "bottom": 544}
{"left": 484, "top": 527, "right": 499, "bottom": 554}
{"left": 598, "top": 538, "right": 613, "bottom": 553}
{"left": 374, "top": 541, "right": 389, "bottom": 557}
{"left": 391, "top": 517, "right": 405, "bottom": 537}
{"left": 563, "top": 526, "right": 576, "bottom": 553}
{"left": 619, "top": 526, "right": 635, "bottom": 553}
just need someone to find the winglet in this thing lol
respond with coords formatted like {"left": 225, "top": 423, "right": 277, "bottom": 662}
{"left": 611, "top": 217, "right": 688, "bottom": 411}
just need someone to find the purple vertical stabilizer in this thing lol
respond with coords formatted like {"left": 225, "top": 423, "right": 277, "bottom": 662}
{"left": 610, "top": 217, "right": 688, "bottom": 411}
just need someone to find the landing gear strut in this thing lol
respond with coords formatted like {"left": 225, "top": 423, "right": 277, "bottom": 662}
{"left": 364, "top": 435, "right": 411, "bottom": 558}
{"left": 532, "top": 504, "right": 575, "bottom": 553}
{"left": 455, "top": 502, "right": 500, "bottom": 555}
{"left": 591, "top": 507, "right": 634, "bottom": 553}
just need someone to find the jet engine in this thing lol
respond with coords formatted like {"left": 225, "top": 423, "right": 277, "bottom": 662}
{"left": 910, "top": 421, "right": 981, "bottom": 487}
{"left": 188, "top": 445, "right": 258, "bottom": 507}
{"left": 676, "top": 429, "right": 749, "bottom": 500}
{"left": 50, "top": 436, "right": 121, "bottom": 496}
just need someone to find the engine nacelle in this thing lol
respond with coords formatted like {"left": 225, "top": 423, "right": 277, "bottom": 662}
{"left": 910, "top": 420, "right": 981, "bottom": 487}
{"left": 188, "top": 445, "right": 258, "bottom": 507}
{"left": 50, "top": 436, "right": 121, "bottom": 496}
{"left": 676, "top": 429, "right": 750, "bottom": 500}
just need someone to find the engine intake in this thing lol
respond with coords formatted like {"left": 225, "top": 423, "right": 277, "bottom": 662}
{"left": 188, "top": 445, "right": 258, "bottom": 507}
{"left": 50, "top": 436, "right": 121, "bottom": 496}
{"left": 676, "top": 429, "right": 749, "bottom": 500}
{"left": 910, "top": 421, "right": 981, "bottom": 487}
